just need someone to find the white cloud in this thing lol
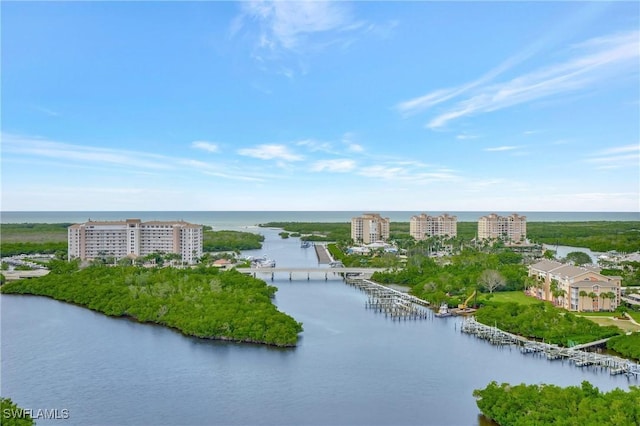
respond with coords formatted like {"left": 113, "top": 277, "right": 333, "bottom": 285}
{"left": 456, "top": 133, "right": 479, "bottom": 140}
{"left": 397, "top": 30, "right": 639, "bottom": 129}
{"left": 595, "top": 144, "right": 639, "bottom": 155}
{"left": 311, "top": 159, "right": 356, "bottom": 172}
{"left": 396, "top": 88, "right": 460, "bottom": 116}
{"left": 295, "top": 135, "right": 366, "bottom": 155}
{"left": 346, "top": 143, "right": 364, "bottom": 153}
{"left": 296, "top": 138, "right": 335, "bottom": 153}
{"left": 191, "top": 141, "right": 220, "bottom": 153}
{"left": 2, "top": 132, "right": 274, "bottom": 182}
{"left": 240, "top": 1, "right": 361, "bottom": 52}
{"left": 358, "top": 165, "right": 406, "bottom": 180}
{"left": 585, "top": 143, "right": 640, "bottom": 169}
{"left": 357, "top": 163, "right": 459, "bottom": 183}
{"left": 395, "top": 27, "right": 556, "bottom": 117}
{"left": 237, "top": 144, "right": 304, "bottom": 161}
{"left": 484, "top": 146, "right": 520, "bottom": 152}
{"left": 2, "top": 133, "right": 173, "bottom": 170}
{"left": 341, "top": 132, "right": 364, "bottom": 153}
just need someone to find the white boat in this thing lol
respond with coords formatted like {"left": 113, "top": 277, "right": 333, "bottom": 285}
{"left": 435, "top": 302, "right": 452, "bottom": 317}
{"left": 252, "top": 255, "right": 276, "bottom": 268}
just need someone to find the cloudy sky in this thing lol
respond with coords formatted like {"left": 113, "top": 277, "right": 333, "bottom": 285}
{"left": 2, "top": 1, "right": 639, "bottom": 212}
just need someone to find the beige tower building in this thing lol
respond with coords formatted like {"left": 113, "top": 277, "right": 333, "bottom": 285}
{"left": 410, "top": 213, "right": 457, "bottom": 240}
{"left": 68, "top": 219, "right": 203, "bottom": 264}
{"left": 351, "top": 213, "right": 390, "bottom": 244}
{"left": 477, "top": 213, "right": 526, "bottom": 242}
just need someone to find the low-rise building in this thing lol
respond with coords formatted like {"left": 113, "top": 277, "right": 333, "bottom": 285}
{"left": 409, "top": 213, "right": 457, "bottom": 240}
{"left": 68, "top": 219, "right": 203, "bottom": 264}
{"left": 527, "top": 259, "right": 621, "bottom": 312}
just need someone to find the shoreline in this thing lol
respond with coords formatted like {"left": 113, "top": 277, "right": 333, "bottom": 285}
{"left": 1, "top": 210, "right": 638, "bottom": 225}
{"left": 0, "top": 293, "right": 299, "bottom": 348}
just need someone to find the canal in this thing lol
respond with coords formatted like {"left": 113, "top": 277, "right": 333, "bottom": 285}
{"left": 1, "top": 227, "right": 635, "bottom": 426}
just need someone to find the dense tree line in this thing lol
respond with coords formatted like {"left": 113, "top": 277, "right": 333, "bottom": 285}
{"left": 0, "top": 223, "right": 69, "bottom": 255}
{"left": 0, "top": 223, "right": 70, "bottom": 241}
{"left": 371, "top": 249, "right": 528, "bottom": 307}
{"left": 606, "top": 333, "right": 640, "bottom": 361}
{"left": 1, "top": 265, "right": 303, "bottom": 347}
{"left": 259, "top": 222, "right": 352, "bottom": 242}
{"left": 601, "top": 261, "right": 640, "bottom": 287}
{"left": 263, "top": 221, "right": 640, "bottom": 252}
{"left": 474, "top": 381, "right": 640, "bottom": 426}
{"left": 526, "top": 221, "right": 640, "bottom": 252}
{"left": 475, "top": 302, "right": 621, "bottom": 346}
{"left": 0, "top": 397, "right": 35, "bottom": 426}
{"left": 203, "top": 230, "right": 264, "bottom": 252}
{"left": 0, "top": 242, "right": 67, "bottom": 257}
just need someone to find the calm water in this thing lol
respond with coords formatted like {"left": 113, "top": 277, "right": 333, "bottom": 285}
{"left": 1, "top": 210, "right": 639, "bottom": 227}
{"left": 1, "top": 225, "right": 636, "bottom": 426}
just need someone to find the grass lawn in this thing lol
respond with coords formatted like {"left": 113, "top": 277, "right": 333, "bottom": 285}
{"left": 580, "top": 310, "right": 640, "bottom": 322}
{"left": 578, "top": 316, "right": 640, "bottom": 333}
{"left": 578, "top": 311, "right": 622, "bottom": 317}
{"left": 481, "top": 291, "right": 545, "bottom": 306}
{"left": 625, "top": 311, "right": 640, "bottom": 323}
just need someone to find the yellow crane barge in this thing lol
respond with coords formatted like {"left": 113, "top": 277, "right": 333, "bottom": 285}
{"left": 454, "top": 290, "right": 477, "bottom": 315}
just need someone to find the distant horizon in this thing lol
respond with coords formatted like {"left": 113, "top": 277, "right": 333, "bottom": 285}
{"left": 1, "top": 209, "right": 639, "bottom": 214}
{"left": 2, "top": 209, "right": 639, "bottom": 213}
{"left": 2, "top": 210, "right": 637, "bottom": 226}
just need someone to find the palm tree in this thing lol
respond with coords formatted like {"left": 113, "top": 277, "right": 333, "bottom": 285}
{"left": 579, "top": 290, "right": 588, "bottom": 311}
{"left": 588, "top": 292, "right": 598, "bottom": 311}
{"left": 600, "top": 291, "right": 617, "bottom": 311}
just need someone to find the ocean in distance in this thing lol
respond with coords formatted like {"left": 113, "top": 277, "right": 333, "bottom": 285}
{"left": 1, "top": 211, "right": 638, "bottom": 227}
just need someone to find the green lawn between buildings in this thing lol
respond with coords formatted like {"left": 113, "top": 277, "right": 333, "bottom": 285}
{"left": 480, "top": 291, "right": 543, "bottom": 306}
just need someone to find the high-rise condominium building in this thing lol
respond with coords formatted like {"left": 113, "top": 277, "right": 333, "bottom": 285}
{"left": 477, "top": 213, "right": 526, "bottom": 242}
{"left": 351, "top": 213, "right": 390, "bottom": 244}
{"left": 409, "top": 213, "right": 457, "bottom": 240}
{"left": 68, "top": 219, "right": 203, "bottom": 264}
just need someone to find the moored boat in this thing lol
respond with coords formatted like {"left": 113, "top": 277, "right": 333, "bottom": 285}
{"left": 435, "top": 302, "right": 452, "bottom": 317}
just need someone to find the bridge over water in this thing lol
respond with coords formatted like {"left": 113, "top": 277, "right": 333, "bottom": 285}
{"left": 234, "top": 267, "right": 385, "bottom": 281}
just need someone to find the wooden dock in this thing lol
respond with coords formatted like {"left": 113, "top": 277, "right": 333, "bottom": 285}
{"left": 460, "top": 317, "right": 639, "bottom": 379}
{"left": 346, "top": 278, "right": 432, "bottom": 320}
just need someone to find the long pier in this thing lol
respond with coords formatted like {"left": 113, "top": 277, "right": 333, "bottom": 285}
{"left": 346, "top": 278, "right": 432, "bottom": 320}
{"left": 460, "top": 317, "right": 640, "bottom": 379}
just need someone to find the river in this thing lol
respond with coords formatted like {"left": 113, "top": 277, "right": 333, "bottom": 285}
{"left": 1, "top": 226, "right": 637, "bottom": 426}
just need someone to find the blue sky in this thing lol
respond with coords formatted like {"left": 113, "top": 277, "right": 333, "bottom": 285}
{"left": 2, "top": 1, "right": 639, "bottom": 212}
